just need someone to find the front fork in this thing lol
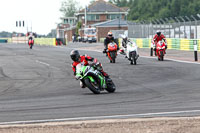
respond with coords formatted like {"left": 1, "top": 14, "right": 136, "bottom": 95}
{"left": 98, "top": 75, "right": 107, "bottom": 89}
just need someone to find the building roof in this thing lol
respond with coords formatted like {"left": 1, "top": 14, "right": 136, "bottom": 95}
{"left": 91, "top": 19, "right": 128, "bottom": 27}
{"left": 78, "top": 0, "right": 128, "bottom": 14}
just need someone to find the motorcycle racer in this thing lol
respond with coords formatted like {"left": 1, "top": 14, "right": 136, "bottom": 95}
{"left": 152, "top": 30, "right": 168, "bottom": 52}
{"left": 70, "top": 50, "right": 111, "bottom": 87}
{"left": 103, "top": 32, "right": 119, "bottom": 53}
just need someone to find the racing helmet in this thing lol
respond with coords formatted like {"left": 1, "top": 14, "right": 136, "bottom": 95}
{"left": 107, "top": 32, "right": 113, "bottom": 37}
{"left": 156, "top": 30, "right": 161, "bottom": 36}
{"left": 70, "top": 50, "right": 80, "bottom": 62}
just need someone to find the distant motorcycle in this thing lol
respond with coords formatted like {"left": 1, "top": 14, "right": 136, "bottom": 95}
{"left": 75, "top": 63, "right": 116, "bottom": 94}
{"left": 28, "top": 39, "right": 34, "bottom": 49}
{"left": 120, "top": 40, "right": 139, "bottom": 65}
{"left": 105, "top": 42, "right": 118, "bottom": 63}
{"left": 156, "top": 40, "right": 166, "bottom": 61}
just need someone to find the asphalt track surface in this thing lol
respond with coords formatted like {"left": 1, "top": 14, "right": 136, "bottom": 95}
{"left": 0, "top": 43, "right": 200, "bottom": 124}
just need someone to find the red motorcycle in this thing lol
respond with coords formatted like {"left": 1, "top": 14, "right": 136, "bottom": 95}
{"left": 107, "top": 42, "right": 118, "bottom": 63}
{"left": 28, "top": 39, "right": 34, "bottom": 49}
{"left": 156, "top": 41, "right": 166, "bottom": 61}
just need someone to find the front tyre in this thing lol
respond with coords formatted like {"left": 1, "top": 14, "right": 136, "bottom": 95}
{"left": 105, "top": 80, "right": 116, "bottom": 93}
{"left": 84, "top": 78, "right": 100, "bottom": 94}
{"left": 130, "top": 51, "right": 137, "bottom": 65}
{"left": 160, "top": 51, "right": 164, "bottom": 61}
{"left": 30, "top": 44, "right": 33, "bottom": 49}
{"left": 110, "top": 52, "right": 116, "bottom": 63}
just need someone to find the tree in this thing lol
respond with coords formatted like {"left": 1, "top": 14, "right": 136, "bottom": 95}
{"left": 76, "top": 21, "right": 82, "bottom": 35}
{"left": 109, "top": 0, "right": 128, "bottom": 7}
{"left": 111, "top": 0, "right": 200, "bottom": 21}
{"left": 60, "top": 0, "right": 79, "bottom": 17}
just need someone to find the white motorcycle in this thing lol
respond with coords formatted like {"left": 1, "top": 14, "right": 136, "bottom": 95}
{"left": 120, "top": 40, "right": 139, "bottom": 65}
{"left": 127, "top": 41, "right": 139, "bottom": 65}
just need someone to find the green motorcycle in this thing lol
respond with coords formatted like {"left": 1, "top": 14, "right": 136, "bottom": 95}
{"left": 76, "top": 63, "right": 116, "bottom": 94}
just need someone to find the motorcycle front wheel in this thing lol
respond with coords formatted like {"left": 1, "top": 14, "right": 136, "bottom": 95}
{"left": 130, "top": 51, "right": 137, "bottom": 65}
{"left": 30, "top": 44, "right": 33, "bottom": 49}
{"left": 160, "top": 51, "right": 164, "bottom": 61}
{"left": 110, "top": 52, "right": 116, "bottom": 63}
{"left": 84, "top": 78, "right": 101, "bottom": 94}
{"left": 105, "top": 80, "right": 116, "bottom": 93}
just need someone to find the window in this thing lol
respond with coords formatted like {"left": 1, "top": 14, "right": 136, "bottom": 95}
{"left": 64, "top": 19, "right": 68, "bottom": 24}
{"left": 87, "top": 14, "right": 99, "bottom": 21}
{"left": 96, "top": 14, "right": 99, "bottom": 20}
{"left": 107, "top": 14, "right": 122, "bottom": 20}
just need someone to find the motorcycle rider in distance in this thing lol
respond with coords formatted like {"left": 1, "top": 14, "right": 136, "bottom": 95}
{"left": 120, "top": 34, "right": 139, "bottom": 60}
{"left": 103, "top": 32, "right": 119, "bottom": 53}
{"left": 120, "top": 34, "right": 128, "bottom": 58}
{"left": 28, "top": 32, "right": 34, "bottom": 42}
{"left": 27, "top": 32, "right": 34, "bottom": 47}
{"left": 70, "top": 50, "right": 111, "bottom": 88}
{"left": 152, "top": 30, "right": 167, "bottom": 54}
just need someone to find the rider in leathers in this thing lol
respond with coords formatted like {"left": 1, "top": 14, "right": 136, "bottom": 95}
{"left": 103, "top": 32, "right": 119, "bottom": 53}
{"left": 152, "top": 30, "right": 167, "bottom": 53}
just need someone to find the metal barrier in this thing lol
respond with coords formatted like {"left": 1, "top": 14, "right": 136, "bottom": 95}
{"left": 128, "top": 18, "right": 200, "bottom": 39}
{"left": 128, "top": 38, "right": 199, "bottom": 61}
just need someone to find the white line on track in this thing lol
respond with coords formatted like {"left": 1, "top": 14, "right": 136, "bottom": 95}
{"left": 140, "top": 56, "right": 200, "bottom": 65}
{"left": 1, "top": 109, "right": 200, "bottom": 125}
{"left": 35, "top": 60, "right": 50, "bottom": 67}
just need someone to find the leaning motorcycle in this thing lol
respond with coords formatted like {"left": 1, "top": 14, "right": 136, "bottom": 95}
{"left": 28, "top": 39, "right": 34, "bottom": 49}
{"left": 156, "top": 41, "right": 166, "bottom": 61}
{"left": 106, "top": 42, "right": 118, "bottom": 63}
{"left": 75, "top": 63, "right": 116, "bottom": 94}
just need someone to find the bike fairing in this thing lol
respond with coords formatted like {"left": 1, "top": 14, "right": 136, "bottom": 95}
{"left": 72, "top": 55, "right": 95, "bottom": 74}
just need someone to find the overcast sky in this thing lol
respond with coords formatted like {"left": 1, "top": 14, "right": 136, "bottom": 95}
{"left": 0, "top": 0, "right": 93, "bottom": 35}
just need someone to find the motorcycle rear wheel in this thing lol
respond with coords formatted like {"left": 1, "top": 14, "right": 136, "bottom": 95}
{"left": 84, "top": 78, "right": 101, "bottom": 94}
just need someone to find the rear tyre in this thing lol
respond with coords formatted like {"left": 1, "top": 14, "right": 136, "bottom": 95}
{"left": 84, "top": 78, "right": 100, "bottom": 94}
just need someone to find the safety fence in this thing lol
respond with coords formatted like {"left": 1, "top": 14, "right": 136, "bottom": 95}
{"left": 128, "top": 38, "right": 200, "bottom": 51}
{"left": 0, "top": 37, "right": 56, "bottom": 46}
{"left": 34, "top": 38, "right": 56, "bottom": 46}
{"left": 100, "top": 38, "right": 200, "bottom": 51}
